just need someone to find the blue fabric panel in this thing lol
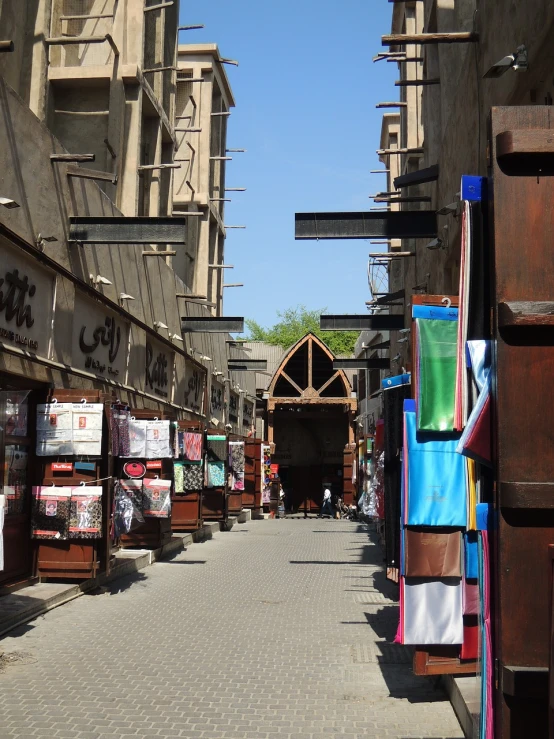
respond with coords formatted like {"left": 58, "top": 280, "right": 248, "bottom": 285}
{"left": 404, "top": 398, "right": 416, "bottom": 414}
{"left": 476, "top": 502, "right": 492, "bottom": 531}
{"left": 412, "top": 305, "right": 459, "bottom": 321}
{"left": 464, "top": 531, "right": 479, "bottom": 579}
{"left": 405, "top": 410, "right": 467, "bottom": 526}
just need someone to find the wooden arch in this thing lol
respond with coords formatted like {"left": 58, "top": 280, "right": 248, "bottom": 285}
{"left": 268, "top": 333, "right": 352, "bottom": 404}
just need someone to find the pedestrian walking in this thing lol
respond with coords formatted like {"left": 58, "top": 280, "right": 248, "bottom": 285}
{"left": 320, "top": 487, "right": 334, "bottom": 518}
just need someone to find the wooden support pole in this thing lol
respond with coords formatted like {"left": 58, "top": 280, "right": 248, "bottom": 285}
{"left": 138, "top": 163, "right": 180, "bottom": 171}
{"left": 144, "top": 2, "right": 173, "bottom": 11}
{"left": 0, "top": 40, "right": 14, "bottom": 52}
{"left": 376, "top": 101, "right": 408, "bottom": 108}
{"left": 51, "top": 154, "right": 95, "bottom": 162}
{"left": 143, "top": 66, "right": 176, "bottom": 73}
{"left": 390, "top": 57, "right": 424, "bottom": 63}
{"left": 376, "top": 147, "right": 424, "bottom": 155}
{"left": 67, "top": 165, "right": 117, "bottom": 184}
{"left": 395, "top": 78, "right": 440, "bottom": 86}
{"left": 373, "top": 196, "right": 432, "bottom": 203}
{"left": 143, "top": 251, "right": 177, "bottom": 257}
{"left": 382, "top": 32, "right": 479, "bottom": 45}
{"left": 60, "top": 13, "right": 113, "bottom": 20}
{"left": 368, "top": 252, "right": 416, "bottom": 258}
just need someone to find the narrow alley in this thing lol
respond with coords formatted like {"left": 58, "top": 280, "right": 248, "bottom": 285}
{"left": 0, "top": 519, "right": 463, "bottom": 739}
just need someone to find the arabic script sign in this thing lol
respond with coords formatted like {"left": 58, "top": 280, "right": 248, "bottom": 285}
{"left": 73, "top": 293, "right": 129, "bottom": 379}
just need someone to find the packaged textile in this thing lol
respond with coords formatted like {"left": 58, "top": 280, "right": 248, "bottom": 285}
{"left": 184, "top": 432, "right": 203, "bottom": 462}
{"left": 143, "top": 478, "right": 171, "bottom": 517}
{"left": 207, "top": 461, "right": 225, "bottom": 488}
{"left": 401, "top": 577, "right": 463, "bottom": 645}
{"left": 404, "top": 402, "right": 467, "bottom": 527}
{"left": 183, "top": 463, "right": 204, "bottom": 491}
{"left": 32, "top": 487, "right": 72, "bottom": 539}
{"left": 36, "top": 403, "right": 73, "bottom": 456}
{"left": 69, "top": 487, "right": 102, "bottom": 539}
{"left": 174, "top": 462, "right": 184, "bottom": 493}
{"left": 127, "top": 419, "right": 147, "bottom": 457}
{"left": 145, "top": 421, "right": 172, "bottom": 459}
{"left": 404, "top": 529, "right": 462, "bottom": 578}
{"left": 114, "top": 480, "right": 144, "bottom": 536}
{"left": 72, "top": 403, "right": 103, "bottom": 456}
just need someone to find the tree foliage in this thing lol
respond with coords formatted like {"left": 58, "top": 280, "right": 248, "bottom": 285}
{"left": 245, "top": 305, "right": 358, "bottom": 356}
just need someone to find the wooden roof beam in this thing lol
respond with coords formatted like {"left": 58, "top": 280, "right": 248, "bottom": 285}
{"left": 382, "top": 32, "right": 479, "bottom": 45}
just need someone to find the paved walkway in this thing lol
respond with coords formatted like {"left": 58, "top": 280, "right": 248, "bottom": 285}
{"left": 0, "top": 518, "right": 464, "bottom": 738}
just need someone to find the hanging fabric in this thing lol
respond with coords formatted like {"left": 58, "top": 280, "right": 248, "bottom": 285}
{"left": 184, "top": 432, "right": 203, "bottom": 462}
{"left": 457, "top": 340, "right": 492, "bottom": 466}
{"left": 229, "top": 441, "right": 245, "bottom": 491}
{"left": 404, "top": 529, "right": 462, "bottom": 578}
{"left": 142, "top": 478, "right": 171, "bottom": 518}
{"left": 207, "top": 461, "right": 225, "bottom": 488}
{"left": 414, "top": 306, "right": 459, "bottom": 432}
{"left": 174, "top": 462, "right": 184, "bottom": 493}
{"left": 182, "top": 463, "right": 204, "bottom": 491}
{"left": 404, "top": 401, "right": 467, "bottom": 527}
{"left": 402, "top": 578, "right": 464, "bottom": 645}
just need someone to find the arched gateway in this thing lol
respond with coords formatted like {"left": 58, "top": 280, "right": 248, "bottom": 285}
{"left": 267, "top": 333, "right": 357, "bottom": 513}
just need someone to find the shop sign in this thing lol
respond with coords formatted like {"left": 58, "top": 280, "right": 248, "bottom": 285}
{"left": 242, "top": 400, "right": 253, "bottom": 428}
{"left": 145, "top": 337, "right": 174, "bottom": 400}
{"left": 73, "top": 294, "right": 130, "bottom": 380}
{"left": 184, "top": 360, "right": 205, "bottom": 414}
{"left": 52, "top": 462, "right": 73, "bottom": 472}
{"left": 0, "top": 244, "right": 55, "bottom": 354}
{"left": 229, "top": 392, "right": 239, "bottom": 424}
{"left": 209, "top": 379, "right": 225, "bottom": 423}
{"left": 146, "top": 460, "right": 162, "bottom": 470}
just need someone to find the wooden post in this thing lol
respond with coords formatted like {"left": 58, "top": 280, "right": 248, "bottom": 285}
{"left": 381, "top": 32, "right": 479, "bottom": 45}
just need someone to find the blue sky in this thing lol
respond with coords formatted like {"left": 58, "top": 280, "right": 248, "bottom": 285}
{"left": 178, "top": 1, "right": 396, "bottom": 330}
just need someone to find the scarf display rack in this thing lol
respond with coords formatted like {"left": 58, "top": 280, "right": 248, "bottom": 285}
{"left": 171, "top": 419, "right": 205, "bottom": 532}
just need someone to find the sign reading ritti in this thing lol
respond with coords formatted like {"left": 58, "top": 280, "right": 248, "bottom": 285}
{"left": 0, "top": 245, "right": 55, "bottom": 354}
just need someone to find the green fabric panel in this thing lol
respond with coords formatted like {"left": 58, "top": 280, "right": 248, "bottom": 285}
{"left": 417, "top": 317, "right": 458, "bottom": 432}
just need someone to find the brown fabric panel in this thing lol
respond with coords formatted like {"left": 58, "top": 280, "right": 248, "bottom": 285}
{"left": 405, "top": 528, "right": 462, "bottom": 577}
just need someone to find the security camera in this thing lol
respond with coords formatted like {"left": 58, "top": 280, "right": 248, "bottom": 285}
{"left": 225, "top": 423, "right": 232, "bottom": 430}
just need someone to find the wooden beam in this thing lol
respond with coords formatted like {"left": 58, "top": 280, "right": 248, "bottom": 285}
{"left": 66, "top": 165, "right": 117, "bottom": 184}
{"left": 295, "top": 210, "right": 437, "bottom": 240}
{"left": 316, "top": 371, "right": 341, "bottom": 395}
{"left": 376, "top": 102, "right": 408, "bottom": 108}
{"left": 51, "top": 154, "right": 95, "bottom": 162}
{"left": 395, "top": 78, "right": 440, "bottom": 86}
{"left": 0, "top": 41, "right": 14, "bottom": 52}
{"left": 377, "top": 147, "right": 424, "bottom": 155}
{"left": 281, "top": 371, "right": 304, "bottom": 396}
{"left": 368, "top": 252, "right": 415, "bottom": 258}
{"left": 373, "top": 196, "right": 432, "bottom": 203}
{"left": 394, "top": 164, "right": 439, "bottom": 189}
{"left": 308, "top": 336, "right": 313, "bottom": 390}
{"left": 382, "top": 32, "right": 479, "bottom": 45}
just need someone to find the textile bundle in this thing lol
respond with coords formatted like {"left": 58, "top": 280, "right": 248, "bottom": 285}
{"left": 142, "top": 478, "right": 171, "bottom": 518}
{"left": 400, "top": 578, "right": 463, "bottom": 645}
{"left": 206, "top": 435, "right": 227, "bottom": 462}
{"left": 413, "top": 305, "right": 458, "bottom": 433}
{"left": 69, "top": 488, "right": 102, "bottom": 538}
{"left": 229, "top": 441, "right": 245, "bottom": 491}
{"left": 32, "top": 487, "right": 72, "bottom": 539}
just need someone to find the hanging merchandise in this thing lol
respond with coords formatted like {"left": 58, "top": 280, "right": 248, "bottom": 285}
{"left": 116, "top": 408, "right": 131, "bottom": 457}
{"left": 403, "top": 529, "right": 462, "bottom": 578}
{"left": 145, "top": 420, "right": 172, "bottom": 459}
{"left": 31, "top": 487, "right": 72, "bottom": 539}
{"left": 462, "top": 575, "right": 479, "bottom": 616}
{"left": 206, "top": 435, "right": 227, "bottom": 462}
{"left": 123, "top": 461, "right": 146, "bottom": 479}
{"left": 174, "top": 462, "right": 184, "bottom": 493}
{"left": 262, "top": 444, "right": 271, "bottom": 504}
{"left": 404, "top": 401, "right": 467, "bottom": 527}
{"left": 457, "top": 340, "right": 492, "bottom": 466}
{"left": 382, "top": 373, "right": 411, "bottom": 579}
{"left": 229, "top": 441, "right": 245, "bottom": 491}
{"left": 184, "top": 432, "right": 203, "bottom": 462}
{"left": 69, "top": 487, "right": 102, "bottom": 538}
{"left": 127, "top": 419, "right": 147, "bottom": 457}
{"left": 36, "top": 403, "right": 73, "bottom": 456}
{"left": 72, "top": 403, "right": 103, "bottom": 456}
{"left": 142, "top": 478, "right": 171, "bottom": 517}
{"left": 182, "top": 463, "right": 204, "bottom": 491}
{"left": 477, "top": 504, "right": 493, "bottom": 739}
{"left": 413, "top": 305, "right": 459, "bottom": 433}
{"left": 400, "top": 577, "right": 464, "bottom": 645}
{"left": 114, "top": 481, "right": 144, "bottom": 536}
{"left": 207, "top": 461, "right": 225, "bottom": 488}
{"left": 0, "top": 495, "right": 5, "bottom": 571}
{"left": 464, "top": 531, "right": 479, "bottom": 579}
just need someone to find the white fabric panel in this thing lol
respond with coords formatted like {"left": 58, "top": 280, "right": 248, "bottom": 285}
{"left": 403, "top": 578, "right": 463, "bottom": 645}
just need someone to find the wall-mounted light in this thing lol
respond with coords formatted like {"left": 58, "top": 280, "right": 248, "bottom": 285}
{"left": 399, "top": 328, "right": 410, "bottom": 334}
{"left": 170, "top": 333, "right": 183, "bottom": 342}
{"left": 392, "top": 354, "right": 401, "bottom": 363}
{"left": 154, "top": 321, "right": 168, "bottom": 331}
{"left": 436, "top": 202, "right": 458, "bottom": 216}
{"left": 119, "top": 293, "right": 135, "bottom": 306}
{"left": 0, "top": 196, "right": 20, "bottom": 209}
{"left": 398, "top": 337, "right": 409, "bottom": 344}
{"left": 90, "top": 274, "right": 112, "bottom": 286}
{"left": 484, "top": 45, "right": 527, "bottom": 78}
{"left": 426, "top": 237, "right": 444, "bottom": 250}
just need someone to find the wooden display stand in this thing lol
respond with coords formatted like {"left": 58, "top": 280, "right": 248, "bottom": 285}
{"left": 171, "top": 420, "right": 204, "bottom": 532}
{"left": 35, "top": 389, "right": 113, "bottom": 581}
{"left": 342, "top": 445, "right": 355, "bottom": 506}
{"left": 201, "top": 429, "right": 228, "bottom": 523}
{"left": 119, "top": 409, "right": 172, "bottom": 550}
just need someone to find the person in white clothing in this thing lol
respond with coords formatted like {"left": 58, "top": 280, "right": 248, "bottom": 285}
{"left": 320, "top": 487, "right": 334, "bottom": 518}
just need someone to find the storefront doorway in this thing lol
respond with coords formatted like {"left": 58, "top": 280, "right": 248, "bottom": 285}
{"left": 0, "top": 375, "right": 44, "bottom": 587}
{"left": 267, "top": 333, "right": 356, "bottom": 514}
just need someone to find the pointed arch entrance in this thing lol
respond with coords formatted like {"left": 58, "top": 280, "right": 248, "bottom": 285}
{"left": 267, "top": 334, "right": 357, "bottom": 513}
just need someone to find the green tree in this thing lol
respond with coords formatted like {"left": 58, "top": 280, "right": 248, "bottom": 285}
{"left": 245, "top": 305, "right": 358, "bottom": 356}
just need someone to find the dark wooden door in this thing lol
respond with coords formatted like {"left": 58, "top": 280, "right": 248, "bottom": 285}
{"left": 489, "top": 107, "right": 554, "bottom": 737}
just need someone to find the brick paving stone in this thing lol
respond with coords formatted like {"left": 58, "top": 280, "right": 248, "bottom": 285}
{"left": 0, "top": 519, "right": 464, "bottom": 739}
